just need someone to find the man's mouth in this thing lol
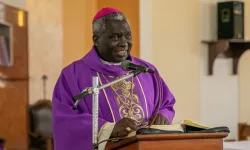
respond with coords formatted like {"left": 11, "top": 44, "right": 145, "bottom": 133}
{"left": 115, "top": 49, "right": 127, "bottom": 57}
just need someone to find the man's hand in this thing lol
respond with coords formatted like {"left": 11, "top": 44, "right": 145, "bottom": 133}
{"left": 149, "top": 113, "right": 169, "bottom": 125}
{"left": 111, "top": 118, "right": 137, "bottom": 138}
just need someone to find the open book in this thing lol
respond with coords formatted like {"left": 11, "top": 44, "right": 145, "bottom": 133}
{"left": 127, "top": 120, "right": 229, "bottom": 137}
{"left": 127, "top": 123, "right": 184, "bottom": 137}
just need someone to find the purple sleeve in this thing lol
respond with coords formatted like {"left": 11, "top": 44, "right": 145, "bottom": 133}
{"left": 152, "top": 71, "right": 176, "bottom": 124}
{"left": 157, "top": 76, "right": 176, "bottom": 124}
{"left": 52, "top": 72, "right": 107, "bottom": 150}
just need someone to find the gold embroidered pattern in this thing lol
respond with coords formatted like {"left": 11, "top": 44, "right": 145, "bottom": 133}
{"left": 97, "top": 72, "right": 116, "bottom": 123}
{"left": 103, "top": 74, "right": 145, "bottom": 126}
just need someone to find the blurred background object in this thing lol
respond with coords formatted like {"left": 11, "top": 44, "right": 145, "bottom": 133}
{"left": 0, "top": 138, "right": 5, "bottom": 150}
{"left": 28, "top": 74, "right": 53, "bottom": 150}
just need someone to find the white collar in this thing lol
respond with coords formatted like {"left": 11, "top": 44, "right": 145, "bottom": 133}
{"left": 100, "top": 59, "right": 121, "bottom": 65}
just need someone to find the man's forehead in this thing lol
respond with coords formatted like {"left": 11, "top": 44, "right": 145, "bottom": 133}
{"left": 105, "top": 20, "right": 131, "bottom": 32}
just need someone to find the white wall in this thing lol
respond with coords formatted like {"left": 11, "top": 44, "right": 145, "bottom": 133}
{"left": 239, "top": 51, "right": 250, "bottom": 123}
{"left": 238, "top": 0, "right": 250, "bottom": 124}
{"left": 27, "top": 0, "right": 63, "bottom": 103}
{"left": 139, "top": 0, "right": 152, "bottom": 63}
{"left": 200, "top": 0, "right": 238, "bottom": 140}
{"left": 147, "top": 0, "right": 250, "bottom": 140}
{"left": 152, "top": 0, "right": 201, "bottom": 123}
{"left": 200, "top": 0, "right": 250, "bottom": 140}
{"left": 2, "top": 0, "right": 26, "bottom": 9}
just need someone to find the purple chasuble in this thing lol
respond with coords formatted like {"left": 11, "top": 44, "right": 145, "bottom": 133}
{"left": 52, "top": 46, "right": 176, "bottom": 150}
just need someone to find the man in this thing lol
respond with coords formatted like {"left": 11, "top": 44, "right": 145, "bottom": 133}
{"left": 52, "top": 7, "right": 176, "bottom": 150}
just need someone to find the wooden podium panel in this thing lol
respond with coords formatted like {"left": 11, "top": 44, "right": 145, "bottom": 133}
{"left": 106, "top": 133, "right": 228, "bottom": 150}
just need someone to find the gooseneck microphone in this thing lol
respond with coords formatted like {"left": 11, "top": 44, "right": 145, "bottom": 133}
{"left": 121, "top": 60, "right": 154, "bottom": 73}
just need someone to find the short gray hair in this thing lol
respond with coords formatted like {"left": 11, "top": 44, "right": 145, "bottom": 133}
{"left": 92, "top": 12, "right": 127, "bottom": 35}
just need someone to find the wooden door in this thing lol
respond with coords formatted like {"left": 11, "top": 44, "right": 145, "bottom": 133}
{"left": 0, "top": 80, "right": 28, "bottom": 149}
{"left": 0, "top": 3, "right": 29, "bottom": 149}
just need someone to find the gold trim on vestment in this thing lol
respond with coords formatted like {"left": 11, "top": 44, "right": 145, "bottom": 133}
{"left": 154, "top": 73, "right": 163, "bottom": 113}
{"left": 102, "top": 74, "right": 145, "bottom": 126}
{"left": 96, "top": 72, "right": 116, "bottom": 123}
{"left": 136, "top": 76, "right": 149, "bottom": 118}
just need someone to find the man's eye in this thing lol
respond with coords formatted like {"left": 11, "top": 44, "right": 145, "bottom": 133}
{"left": 126, "top": 34, "right": 131, "bottom": 39}
{"left": 111, "top": 35, "right": 118, "bottom": 40}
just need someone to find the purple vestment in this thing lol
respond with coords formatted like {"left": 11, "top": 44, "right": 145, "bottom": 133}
{"left": 52, "top": 47, "right": 176, "bottom": 150}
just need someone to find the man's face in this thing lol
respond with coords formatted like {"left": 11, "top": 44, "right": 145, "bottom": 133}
{"left": 94, "top": 20, "right": 132, "bottom": 63}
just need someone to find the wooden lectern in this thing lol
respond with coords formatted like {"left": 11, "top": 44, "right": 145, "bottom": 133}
{"left": 106, "top": 132, "right": 228, "bottom": 150}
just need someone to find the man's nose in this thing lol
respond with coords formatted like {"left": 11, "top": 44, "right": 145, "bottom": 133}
{"left": 118, "top": 36, "right": 128, "bottom": 47}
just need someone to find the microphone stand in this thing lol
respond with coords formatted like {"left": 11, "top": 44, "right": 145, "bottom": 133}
{"left": 72, "top": 69, "right": 150, "bottom": 150}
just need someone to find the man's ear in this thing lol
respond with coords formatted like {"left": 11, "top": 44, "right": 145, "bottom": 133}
{"left": 92, "top": 35, "right": 99, "bottom": 47}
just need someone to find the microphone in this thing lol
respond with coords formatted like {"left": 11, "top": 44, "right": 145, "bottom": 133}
{"left": 121, "top": 60, "right": 154, "bottom": 73}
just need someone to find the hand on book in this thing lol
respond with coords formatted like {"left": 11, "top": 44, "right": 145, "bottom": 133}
{"left": 111, "top": 118, "right": 137, "bottom": 138}
{"left": 149, "top": 113, "right": 169, "bottom": 125}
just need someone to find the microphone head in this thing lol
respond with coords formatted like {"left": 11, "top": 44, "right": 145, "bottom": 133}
{"left": 121, "top": 60, "right": 131, "bottom": 71}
